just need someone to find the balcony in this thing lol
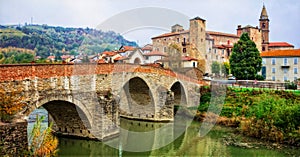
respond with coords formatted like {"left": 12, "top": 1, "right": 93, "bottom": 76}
{"left": 281, "top": 64, "right": 290, "bottom": 68}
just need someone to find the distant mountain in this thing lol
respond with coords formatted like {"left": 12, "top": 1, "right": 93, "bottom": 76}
{"left": 0, "top": 24, "right": 138, "bottom": 58}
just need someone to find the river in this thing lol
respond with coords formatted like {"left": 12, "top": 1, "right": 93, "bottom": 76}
{"left": 28, "top": 108, "right": 288, "bottom": 156}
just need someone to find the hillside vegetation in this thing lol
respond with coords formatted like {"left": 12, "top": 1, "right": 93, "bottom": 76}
{"left": 0, "top": 25, "right": 137, "bottom": 58}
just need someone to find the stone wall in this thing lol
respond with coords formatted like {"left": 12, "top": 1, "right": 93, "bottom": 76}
{"left": 0, "top": 122, "right": 28, "bottom": 156}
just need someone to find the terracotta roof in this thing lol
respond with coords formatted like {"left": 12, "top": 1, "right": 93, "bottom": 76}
{"left": 119, "top": 46, "right": 135, "bottom": 52}
{"left": 143, "top": 51, "right": 167, "bottom": 56}
{"left": 47, "top": 56, "right": 55, "bottom": 59}
{"left": 260, "top": 49, "right": 300, "bottom": 57}
{"left": 207, "top": 31, "right": 239, "bottom": 38}
{"left": 98, "top": 59, "right": 105, "bottom": 63}
{"left": 213, "top": 44, "right": 233, "bottom": 49}
{"left": 181, "top": 56, "right": 198, "bottom": 61}
{"left": 114, "top": 56, "right": 128, "bottom": 61}
{"left": 156, "top": 56, "right": 198, "bottom": 62}
{"left": 142, "top": 44, "right": 153, "bottom": 51}
{"left": 102, "top": 51, "right": 118, "bottom": 56}
{"left": 151, "top": 30, "right": 189, "bottom": 39}
{"left": 269, "top": 42, "right": 294, "bottom": 47}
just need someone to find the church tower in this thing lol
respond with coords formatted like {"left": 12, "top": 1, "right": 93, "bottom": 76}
{"left": 259, "top": 4, "right": 270, "bottom": 51}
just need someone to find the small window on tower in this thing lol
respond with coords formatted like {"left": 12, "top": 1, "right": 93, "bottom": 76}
{"left": 262, "top": 23, "right": 266, "bottom": 28}
{"left": 183, "top": 48, "right": 186, "bottom": 53}
{"left": 262, "top": 46, "right": 265, "bottom": 51}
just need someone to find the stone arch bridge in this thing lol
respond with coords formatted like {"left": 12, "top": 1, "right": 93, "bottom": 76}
{"left": 0, "top": 63, "right": 204, "bottom": 140}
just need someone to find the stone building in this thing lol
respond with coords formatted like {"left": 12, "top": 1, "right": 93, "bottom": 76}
{"left": 260, "top": 49, "right": 300, "bottom": 82}
{"left": 151, "top": 5, "right": 295, "bottom": 74}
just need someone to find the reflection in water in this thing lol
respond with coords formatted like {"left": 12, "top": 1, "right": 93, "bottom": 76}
{"left": 28, "top": 109, "right": 287, "bottom": 157}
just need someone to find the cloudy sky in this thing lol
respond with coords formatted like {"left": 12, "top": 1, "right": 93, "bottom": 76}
{"left": 0, "top": 0, "right": 299, "bottom": 48}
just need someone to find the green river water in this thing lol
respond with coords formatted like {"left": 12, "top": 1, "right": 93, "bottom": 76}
{"left": 28, "top": 109, "right": 291, "bottom": 156}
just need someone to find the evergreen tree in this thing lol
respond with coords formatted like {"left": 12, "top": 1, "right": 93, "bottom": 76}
{"left": 229, "top": 33, "right": 262, "bottom": 80}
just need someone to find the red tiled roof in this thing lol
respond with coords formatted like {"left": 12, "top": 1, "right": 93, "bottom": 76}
{"left": 143, "top": 51, "right": 167, "bottom": 56}
{"left": 213, "top": 44, "right": 233, "bottom": 49}
{"left": 102, "top": 51, "right": 117, "bottom": 56}
{"left": 260, "top": 49, "right": 300, "bottom": 57}
{"left": 207, "top": 31, "right": 239, "bottom": 38}
{"left": 47, "top": 56, "right": 55, "bottom": 59}
{"left": 119, "top": 46, "right": 136, "bottom": 52}
{"left": 151, "top": 30, "right": 189, "bottom": 39}
{"left": 142, "top": 44, "right": 153, "bottom": 51}
{"left": 114, "top": 56, "right": 128, "bottom": 61}
{"left": 181, "top": 56, "right": 198, "bottom": 61}
{"left": 269, "top": 42, "right": 294, "bottom": 47}
{"left": 98, "top": 59, "right": 105, "bottom": 63}
{"left": 156, "top": 56, "right": 198, "bottom": 62}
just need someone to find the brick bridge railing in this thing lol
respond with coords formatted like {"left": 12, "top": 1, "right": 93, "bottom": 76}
{"left": 0, "top": 63, "right": 204, "bottom": 84}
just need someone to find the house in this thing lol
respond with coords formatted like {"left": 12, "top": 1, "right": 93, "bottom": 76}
{"left": 122, "top": 48, "right": 146, "bottom": 64}
{"left": 143, "top": 50, "right": 167, "bottom": 64}
{"left": 100, "top": 51, "right": 122, "bottom": 63}
{"left": 141, "top": 44, "right": 153, "bottom": 53}
{"left": 260, "top": 49, "right": 300, "bottom": 82}
{"left": 47, "top": 56, "right": 55, "bottom": 62}
{"left": 156, "top": 56, "right": 198, "bottom": 69}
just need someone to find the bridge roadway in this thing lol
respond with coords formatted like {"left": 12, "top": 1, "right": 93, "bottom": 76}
{"left": 0, "top": 63, "right": 204, "bottom": 140}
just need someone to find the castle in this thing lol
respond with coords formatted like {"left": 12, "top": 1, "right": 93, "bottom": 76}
{"left": 151, "top": 5, "right": 295, "bottom": 74}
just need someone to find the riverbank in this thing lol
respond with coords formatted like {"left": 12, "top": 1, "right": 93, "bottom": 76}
{"left": 194, "top": 86, "right": 300, "bottom": 156}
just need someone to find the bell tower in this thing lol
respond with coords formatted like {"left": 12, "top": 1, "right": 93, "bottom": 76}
{"left": 259, "top": 4, "right": 270, "bottom": 51}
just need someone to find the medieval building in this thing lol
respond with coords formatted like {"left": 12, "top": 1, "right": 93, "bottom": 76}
{"left": 151, "top": 5, "right": 295, "bottom": 74}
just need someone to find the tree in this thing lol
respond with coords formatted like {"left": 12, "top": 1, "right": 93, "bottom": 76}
{"left": 222, "top": 62, "right": 230, "bottom": 76}
{"left": 211, "top": 61, "right": 220, "bottom": 75}
{"left": 28, "top": 116, "right": 58, "bottom": 156}
{"left": 229, "top": 33, "right": 262, "bottom": 80}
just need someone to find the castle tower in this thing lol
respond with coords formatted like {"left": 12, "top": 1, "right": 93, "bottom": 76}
{"left": 259, "top": 4, "right": 270, "bottom": 51}
{"left": 189, "top": 17, "right": 206, "bottom": 59}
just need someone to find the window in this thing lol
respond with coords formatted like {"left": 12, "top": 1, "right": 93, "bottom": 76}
{"left": 294, "top": 58, "right": 298, "bottom": 64}
{"left": 262, "top": 46, "right": 265, "bottom": 51}
{"left": 272, "top": 67, "right": 276, "bottom": 73}
{"left": 262, "top": 58, "right": 266, "bottom": 65}
{"left": 262, "top": 23, "right": 266, "bottom": 28}
{"left": 283, "top": 58, "right": 288, "bottom": 65}
{"left": 284, "top": 76, "right": 288, "bottom": 81}
{"left": 222, "top": 50, "right": 224, "bottom": 55}
{"left": 193, "top": 62, "right": 196, "bottom": 67}
{"left": 284, "top": 68, "right": 288, "bottom": 74}
{"left": 272, "top": 58, "right": 276, "bottom": 65}
{"left": 183, "top": 48, "right": 186, "bottom": 53}
{"left": 214, "top": 49, "right": 217, "bottom": 54}
{"left": 272, "top": 76, "right": 275, "bottom": 81}
{"left": 216, "top": 55, "right": 218, "bottom": 60}
{"left": 294, "top": 68, "right": 298, "bottom": 74}
{"left": 294, "top": 77, "right": 298, "bottom": 81}
{"left": 177, "top": 38, "right": 180, "bottom": 43}
{"left": 163, "top": 47, "right": 167, "bottom": 52}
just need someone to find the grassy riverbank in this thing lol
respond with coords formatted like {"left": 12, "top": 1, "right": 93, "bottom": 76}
{"left": 196, "top": 86, "right": 300, "bottom": 147}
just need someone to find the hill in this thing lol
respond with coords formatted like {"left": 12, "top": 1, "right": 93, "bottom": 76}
{"left": 0, "top": 25, "right": 137, "bottom": 59}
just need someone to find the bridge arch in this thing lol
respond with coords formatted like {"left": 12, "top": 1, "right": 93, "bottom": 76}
{"left": 170, "top": 81, "right": 188, "bottom": 106}
{"left": 119, "top": 76, "right": 155, "bottom": 119}
{"left": 28, "top": 96, "right": 94, "bottom": 138}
